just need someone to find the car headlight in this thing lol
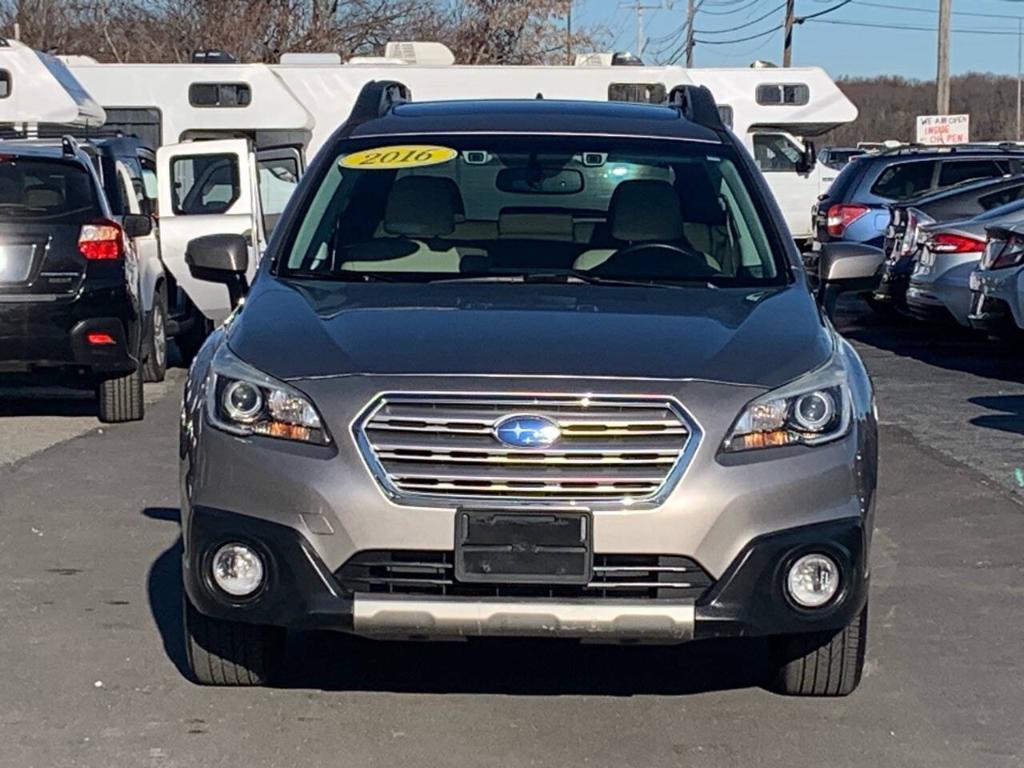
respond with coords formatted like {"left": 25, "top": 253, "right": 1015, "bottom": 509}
{"left": 723, "top": 347, "right": 851, "bottom": 452}
{"left": 206, "top": 344, "right": 330, "bottom": 445}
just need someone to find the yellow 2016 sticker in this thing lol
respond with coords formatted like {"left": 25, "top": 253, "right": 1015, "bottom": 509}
{"left": 339, "top": 145, "right": 458, "bottom": 170}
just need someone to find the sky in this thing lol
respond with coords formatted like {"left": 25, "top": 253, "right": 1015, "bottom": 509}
{"left": 576, "top": 0, "right": 1024, "bottom": 79}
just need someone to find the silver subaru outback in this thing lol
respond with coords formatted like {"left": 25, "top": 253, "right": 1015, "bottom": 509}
{"left": 178, "top": 83, "right": 878, "bottom": 696}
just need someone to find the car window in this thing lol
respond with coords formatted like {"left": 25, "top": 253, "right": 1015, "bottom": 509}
{"left": 282, "top": 136, "right": 783, "bottom": 287}
{"left": 752, "top": 134, "right": 803, "bottom": 172}
{"left": 978, "top": 183, "right": 1024, "bottom": 211}
{"left": 257, "top": 154, "right": 300, "bottom": 236}
{"left": 937, "top": 159, "right": 1003, "bottom": 188}
{"left": 0, "top": 156, "right": 102, "bottom": 222}
{"left": 170, "top": 154, "right": 239, "bottom": 215}
{"left": 870, "top": 161, "right": 937, "bottom": 200}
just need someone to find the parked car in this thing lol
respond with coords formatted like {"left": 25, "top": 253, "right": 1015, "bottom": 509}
{"left": 968, "top": 223, "right": 1024, "bottom": 336}
{"left": 818, "top": 146, "right": 866, "bottom": 170}
{"left": 0, "top": 137, "right": 152, "bottom": 421}
{"left": 811, "top": 145, "right": 1024, "bottom": 250}
{"left": 905, "top": 198, "right": 1024, "bottom": 325}
{"left": 81, "top": 136, "right": 168, "bottom": 381}
{"left": 176, "top": 83, "right": 878, "bottom": 696}
{"left": 873, "top": 174, "right": 1024, "bottom": 313}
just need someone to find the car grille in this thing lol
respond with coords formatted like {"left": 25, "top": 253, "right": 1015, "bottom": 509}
{"left": 354, "top": 394, "right": 694, "bottom": 504}
{"left": 336, "top": 551, "right": 713, "bottom": 601}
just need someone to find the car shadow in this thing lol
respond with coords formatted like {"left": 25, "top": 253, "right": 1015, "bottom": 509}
{"left": 833, "top": 295, "right": 1024, "bottom": 385}
{"left": 0, "top": 387, "right": 98, "bottom": 417}
{"left": 142, "top": 507, "right": 190, "bottom": 679}
{"left": 141, "top": 507, "right": 769, "bottom": 697}
{"left": 968, "top": 395, "right": 1024, "bottom": 436}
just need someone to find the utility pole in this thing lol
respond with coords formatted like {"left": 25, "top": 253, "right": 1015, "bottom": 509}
{"left": 620, "top": 1, "right": 663, "bottom": 56}
{"left": 685, "top": 0, "right": 696, "bottom": 67}
{"left": 937, "top": 0, "right": 952, "bottom": 114}
{"left": 567, "top": 0, "right": 573, "bottom": 65}
{"left": 783, "top": 0, "right": 796, "bottom": 67}
{"left": 1017, "top": 17, "right": 1022, "bottom": 140}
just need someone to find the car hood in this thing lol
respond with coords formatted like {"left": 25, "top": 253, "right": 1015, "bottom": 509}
{"left": 227, "top": 278, "right": 831, "bottom": 389}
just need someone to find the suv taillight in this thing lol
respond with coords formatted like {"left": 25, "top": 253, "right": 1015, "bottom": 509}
{"left": 79, "top": 220, "right": 124, "bottom": 260}
{"left": 927, "top": 232, "right": 986, "bottom": 254}
{"left": 826, "top": 204, "right": 869, "bottom": 237}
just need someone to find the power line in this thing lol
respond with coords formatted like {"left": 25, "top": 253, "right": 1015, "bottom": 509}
{"left": 796, "top": 0, "right": 855, "bottom": 22}
{"left": 804, "top": 17, "right": 1023, "bottom": 37}
{"left": 852, "top": 0, "right": 1024, "bottom": 20}
{"left": 694, "top": 2, "right": 786, "bottom": 34}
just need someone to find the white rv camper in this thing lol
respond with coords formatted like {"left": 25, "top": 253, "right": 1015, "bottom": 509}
{"left": 55, "top": 42, "right": 855, "bottom": 324}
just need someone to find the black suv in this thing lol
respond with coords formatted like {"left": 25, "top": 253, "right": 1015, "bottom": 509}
{"left": 812, "top": 145, "right": 1024, "bottom": 249}
{"left": 0, "top": 137, "right": 152, "bottom": 421}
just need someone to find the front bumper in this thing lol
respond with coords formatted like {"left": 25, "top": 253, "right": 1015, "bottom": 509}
{"left": 183, "top": 506, "right": 869, "bottom": 642}
{"left": 872, "top": 257, "right": 914, "bottom": 309}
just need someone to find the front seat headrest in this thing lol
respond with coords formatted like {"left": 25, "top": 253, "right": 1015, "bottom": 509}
{"left": 609, "top": 180, "right": 685, "bottom": 242}
{"left": 383, "top": 176, "right": 462, "bottom": 238}
{"left": 24, "top": 184, "right": 64, "bottom": 210}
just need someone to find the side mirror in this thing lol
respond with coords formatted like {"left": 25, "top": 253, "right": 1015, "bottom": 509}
{"left": 186, "top": 234, "right": 250, "bottom": 308}
{"left": 812, "top": 242, "right": 885, "bottom": 318}
{"left": 122, "top": 213, "right": 153, "bottom": 239}
{"left": 795, "top": 140, "right": 817, "bottom": 176}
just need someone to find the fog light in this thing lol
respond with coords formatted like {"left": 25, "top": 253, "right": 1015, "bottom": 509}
{"left": 786, "top": 553, "right": 840, "bottom": 608}
{"left": 211, "top": 543, "right": 264, "bottom": 597}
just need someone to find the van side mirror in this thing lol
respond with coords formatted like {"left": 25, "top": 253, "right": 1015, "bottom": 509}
{"left": 122, "top": 213, "right": 153, "bottom": 239}
{"left": 186, "top": 234, "right": 250, "bottom": 308}
{"left": 795, "top": 140, "right": 817, "bottom": 175}
{"left": 811, "top": 242, "right": 885, "bottom": 318}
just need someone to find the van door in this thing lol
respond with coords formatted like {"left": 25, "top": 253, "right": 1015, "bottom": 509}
{"left": 156, "top": 138, "right": 260, "bottom": 324}
{"left": 255, "top": 146, "right": 303, "bottom": 240}
{"left": 750, "top": 131, "right": 817, "bottom": 240}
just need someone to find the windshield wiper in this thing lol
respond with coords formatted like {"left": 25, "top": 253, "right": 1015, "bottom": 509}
{"left": 427, "top": 271, "right": 713, "bottom": 289}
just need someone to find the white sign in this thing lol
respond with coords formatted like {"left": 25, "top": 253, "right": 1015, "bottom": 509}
{"left": 916, "top": 114, "right": 970, "bottom": 146}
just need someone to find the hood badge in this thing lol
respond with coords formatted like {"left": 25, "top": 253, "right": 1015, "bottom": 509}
{"left": 493, "top": 415, "right": 561, "bottom": 449}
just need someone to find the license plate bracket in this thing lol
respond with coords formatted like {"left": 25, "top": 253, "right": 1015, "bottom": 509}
{"left": 455, "top": 510, "right": 593, "bottom": 585}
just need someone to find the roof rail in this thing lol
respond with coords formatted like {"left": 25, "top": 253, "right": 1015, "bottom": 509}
{"left": 344, "top": 80, "right": 412, "bottom": 131}
{"left": 667, "top": 85, "right": 725, "bottom": 133}
{"left": 60, "top": 135, "right": 79, "bottom": 157}
{"left": 876, "top": 142, "right": 1024, "bottom": 157}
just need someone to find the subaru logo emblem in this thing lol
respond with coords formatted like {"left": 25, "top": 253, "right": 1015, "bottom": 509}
{"left": 493, "top": 415, "right": 561, "bottom": 448}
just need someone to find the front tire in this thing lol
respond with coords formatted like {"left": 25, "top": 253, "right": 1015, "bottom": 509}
{"left": 97, "top": 367, "right": 144, "bottom": 423}
{"left": 183, "top": 597, "right": 285, "bottom": 686}
{"left": 769, "top": 606, "right": 868, "bottom": 697}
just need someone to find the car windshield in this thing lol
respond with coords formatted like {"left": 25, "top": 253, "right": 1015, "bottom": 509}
{"left": 280, "top": 136, "right": 783, "bottom": 287}
{"left": 973, "top": 196, "right": 1024, "bottom": 223}
{"left": 0, "top": 155, "right": 102, "bottom": 223}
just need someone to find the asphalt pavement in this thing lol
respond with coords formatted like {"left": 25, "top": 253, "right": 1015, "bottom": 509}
{"left": 1, "top": 299, "right": 1022, "bottom": 768}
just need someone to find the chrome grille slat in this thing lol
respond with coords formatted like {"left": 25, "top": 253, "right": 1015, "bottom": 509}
{"left": 355, "top": 394, "right": 695, "bottom": 504}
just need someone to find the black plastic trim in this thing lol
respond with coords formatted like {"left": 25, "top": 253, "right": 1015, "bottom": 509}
{"left": 694, "top": 517, "right": 869, "bottom": 639}
{"left": 183, "top": 506, "right": 353, "bottom": 630}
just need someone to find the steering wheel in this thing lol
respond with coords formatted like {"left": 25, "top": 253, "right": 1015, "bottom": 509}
{"left": 594, "top": 241, "right": 713, "bottom": 280}
{"left": 608, "top": 242, "right": 696, "bottom": 261}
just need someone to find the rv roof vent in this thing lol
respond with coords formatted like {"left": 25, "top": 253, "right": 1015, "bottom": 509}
{"left": 193, "top": 49, "right": 237, "bottom": 64}
{"left": 347, "top": 56, "right": 407, "bottom": 66}
{"left": 750, "top": 59, "right": 778, "bottom": 68}
{"left": 0, "top": 38, "right": 10, "bottom": 48}
{"left": 612, "top": 52, "right": 644, "bottom": 66}
{"left": 575, "top": 52, "right": 613, "bottom": 67}
{"left": 57, "top": 54, "right": 99, "bottom": 65}
{"left": 383, "top": 41, "right": 455, "bottom": 66}
{"left": 280, "top": 52, "right": 342, "bottom": 65}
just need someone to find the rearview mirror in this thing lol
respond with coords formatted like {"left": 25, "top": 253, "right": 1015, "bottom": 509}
{"left": 186, "top": 234, "right": 250, "bottom": 308}
{"left": 811, "top": 242, "right": 885, "bottom": 318}
{"left": 122, "top": 214, "right": 153, "bottom": 239}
